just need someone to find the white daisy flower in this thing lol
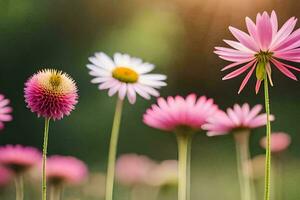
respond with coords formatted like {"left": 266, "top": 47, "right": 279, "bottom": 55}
{"left": 86, "top": 52, "right": 167, "bottom": 104}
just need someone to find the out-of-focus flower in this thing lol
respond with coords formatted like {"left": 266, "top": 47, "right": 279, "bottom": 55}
{"left": 24, "top": 69, "right": 78, "bottom": 120}
{"left": 215, "top": 11, "right": 300, "bottom": 93}
{"left": 0, "top": 94, "right": 13, "bottom": 130}
{"left": 86, "top": 52, "right": 167, "bottom": 104}
{"left": 260, "top": 132, "right": 291, "bottom": 153}
{"left": 45, "top": 155, "right": 88, "bottom": 185}
{"left": 116, "top": 154, "right": 155, "bottom": 186}
{"left": 0, "top": 145, "right": 41, "bottom": 174}
{"left": 246, "top": 155, "right": 266, "bottom": 180}
{"left": 0, "top": 165, "right": 12, "bottom": 187}
{"left": 143, "top": 94, "right": 218, "bottom": 132}
{"left": 202, "top": 103, "right": 274, "bottom": 136}
{"left": 146, "top": 160, "right": 178, "bottom": 187}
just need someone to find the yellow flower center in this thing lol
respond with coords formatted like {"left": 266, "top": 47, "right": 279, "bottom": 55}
{"left": 49, "top": 73, "right": 62, "bottom": 88}
{"left": 112, "top": 67, "right": 139, "bottom": 83}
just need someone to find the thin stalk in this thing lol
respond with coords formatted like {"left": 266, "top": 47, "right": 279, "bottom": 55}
{"left": 176, "top": 133, "right": 192, "bottom": 200}
{"left": 15, "top": 174, "right": 24, "bottom": 200}
{"left": 42, "top": 118, "right": 50, "bottom": 200}
{"left": 234, "top": 130, "right": 252, "bottom": 200}
{"left": 105, "top": 98, "right": 124, "bottom": 200}
{"left": 263, "top": 73, "right": 272, "bottom": 200}
{"left": 50, "top": 185, "right": 62, "bottom": 200}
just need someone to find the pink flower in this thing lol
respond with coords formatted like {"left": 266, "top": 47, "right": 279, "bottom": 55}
{"left": 24, "top": 69, "right": 78, "bottom": 120}
{"left": 260, "top": 132, "right": 291, "bottom": 153}
{"left": 0, "top": 94, "right": 13, "bottom": 130}
{"left": 116, "top": 154, "right": 155, "bottom": 186}
{"left": 215, "top": 11, "right": 300, "bottom": 94}
{"left": 0, "top": 165, "right": 12, "bottom": 187}
{"left": 0, "top": 145, "right": 41, "bottom": 174}
{"left": 46, "top": 155, "right": 88, "bottom": 185}
{"left": 146, "top": 160, "right": 178, "bottom": 187}
{"left": 143, "top": 94, "right": 218, "bottom": 132}
{"left": 202, "top": 103, "right": 275, "bottom": 136}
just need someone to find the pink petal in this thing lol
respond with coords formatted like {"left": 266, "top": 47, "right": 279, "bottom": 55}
{"left": 223, "top": 40, "right": 255, "bottom": 53}
{"left": 270, "top": 11, "right": 278, "bottom": 35}
{"left": 255, "top": 80, "right": 262, "bottom": 94}
{"left": 274, "top": 28, "right": 300, "bottom": 51}
{"left": 238, "top": 64, "right": 256, "bottom": 94}
{"left": 246, "top": 17, "right": 261, "bottom": 48}
{"left": 271, "top": 59, "right": 298, "bottom": 80}
{"left": 256, "top": 12, "right": 273, "bottom": 50}
{"left": 222, "top": 60, "right": 256, "bottom": 80}
{"left": 229, "top": 26, "right": 259, "bottom": 52}
{"left": 271, "top": 17, "right": 297, "bottom": 50}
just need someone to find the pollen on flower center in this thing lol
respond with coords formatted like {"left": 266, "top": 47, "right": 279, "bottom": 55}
{"left": 49, "top": 74, "right": 62, "bottom": 88}
{"left": 112, "top": 67, "right": 139, "bottom": 83}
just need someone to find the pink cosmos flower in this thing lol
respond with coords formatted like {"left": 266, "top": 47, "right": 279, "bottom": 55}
{"left": 86, "top": 52, "right": 167, "bottom": 104}
{"left": 46, "top": 155, "right": 88, "bottom": 185}
{"left": 24, "top": 69, "right": 78, "bottom": 120}
{"left": 143, "top": 94, "right": 218, "bottom": 132}
{"left": 202, "top": 103, "right": 275, "bottom": 136}
{"left": 116, "top": 154, "right": 155, "bottom": 186}
{"left": 260, "top": 132, "right": 291, "bottom": 153}
{"left": 0, "top": 165, "right": 12, "bottom": 187}
{"left": 0, "top": 94, "right": 13, "bottom": 130}
{"left": 0, "top": 145, "right": 41, "bottom": 174}
{"left": 215, "top": 11, "right": 300, "bottom": 93}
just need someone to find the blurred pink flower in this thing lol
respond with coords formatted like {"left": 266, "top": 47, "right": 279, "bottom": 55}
{"left": 202, "top": 103, "right": 275, "bottom": 136}
{"left": 215, "top": 11, "right": 300, "bottom": 94}
{"left": 146, "top": 160, "right": 178, "bottom": 187}
{"left": 0, "top": 165, "right": 12, "bottom": 187}
{"left": 24, "top": 69, "right": 78, "bottom": 120}
{"left": 116, "top": 154, "right": 155, "bottom": 186}
{"left": 0, "top": 145, "right": 41, "bottom": 174}
{"left": 0, "top": 94, "right": 13, "bottom": 130}
{"left": 46, "top": 155, "right": 88, "bottom": 185}
{"left": 260, "top": 132, "right": 291, "bottom": 153}
{"left": 86, "top": 52, "right": 167, "bottom": 104}
{"left": 143, "top": 94, "right": 218, "bottom": 132}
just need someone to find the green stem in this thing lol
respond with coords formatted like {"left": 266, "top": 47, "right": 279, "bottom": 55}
{"left": 234, "top": 130, "right": 253, "bottom": 200}
{"left": 105, "top": 98, "right": 124, "bottom": 200}
{"left": 15, "top": 175, "right": 24, "bottom": 200}
{"left": 50, "top": 185, "right": 61, "bottom": 200}
{"left": 263, "top": 73, "right": 272, "bottom": 200}
{"left": 42, "top": 118, "right": 50, "bottom": 200}
{"left": 176, "top": 133, "right": 192, "bottom": 200}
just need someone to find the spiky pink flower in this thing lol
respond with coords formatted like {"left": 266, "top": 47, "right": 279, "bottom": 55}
{"left": 86, "top": 52, "right": 167, "bottom": 104}
{"left": 116, "top": 154, "right": 155, "bottom": 186}
{"left": 0, "top": 145, "right": 41, "bottom": 174}
{"left": 215, "top": 11, "right": 300, "bottom": 93}
{"left": 0, "top": 94, "right": 13, "bottom": 130}
{"left": 202, "top": 103, "right": 275, "bottom": 136}
{"left": 46, "top": 155, "right": 88, "bottom": 185}
{"left": 0, "top": 165, "right": 12, "bottom": 187}
{"left": 24, "top": 69, "right": 78, "bottom": 120}
{"left": 143, "top": 94, "right": 218, "bottom": 132}
{"left": 260, "top": 132, "right": 291, "bottom": 153}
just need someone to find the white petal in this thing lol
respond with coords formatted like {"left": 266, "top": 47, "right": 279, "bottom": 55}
{"left": 87, "top": 64, "right": 111, "bottom": 77}
{"left": 98, "top": 79, "right": 118, "bottom": 90}
{"left": 135, "top": 63, "right": 155, "bottom": 74}
{"left": 108, "top": 82, "right": 122, "bottom": 96}
{"left": 91, "top": 77, "right": 111, "bottom": 84}
{"left": 118, "top": 83, "right": 127, "bottom": 100}
{"left": 140, "top": 74, "right": 167, "bottom": 81}
{"left": 133, "top": 84, "right": 151, "bottom": 100}
{"left": 94, "top": 52, "right": 115, "bottom": 69}
{"left": 127, "top": 84, "right": 136, "bottom": 104}
{"left": 137, "top": 85, "right": 159, "bottom": 97}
